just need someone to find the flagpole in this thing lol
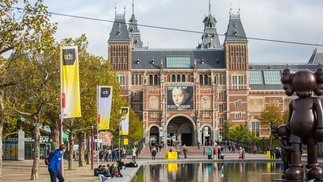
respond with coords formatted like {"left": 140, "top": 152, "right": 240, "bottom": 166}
{"left": 59, "top": 114, "right": 64, "bottom": 176}
{"left": 91, "top": 125, "right": 94, "bottom": 170}
{"left": 119, "top": 127, "right": 121, "bottom": 161}
{"left": 96, "top": 86, "right": 99, "bottom": 168}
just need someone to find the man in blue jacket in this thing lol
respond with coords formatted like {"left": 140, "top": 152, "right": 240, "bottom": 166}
{"left": 48, "top": 144, "right": 67, "bottom": 182}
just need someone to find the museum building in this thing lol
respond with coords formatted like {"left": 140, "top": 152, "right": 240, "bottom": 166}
{"left": 107, "top": 1, "right": 323, "bottom": 146}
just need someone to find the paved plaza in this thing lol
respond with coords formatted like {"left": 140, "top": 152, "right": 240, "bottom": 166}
{"left": 3, "top": 148, "right": 274, "bottom": 182}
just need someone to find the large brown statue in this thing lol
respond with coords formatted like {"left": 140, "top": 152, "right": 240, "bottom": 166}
{"left": 273, "top": 68, "right": 323, "bottom": 180}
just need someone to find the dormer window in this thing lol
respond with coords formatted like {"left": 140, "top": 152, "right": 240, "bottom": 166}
{"left": 117, "top": 30, "right": 121, "bottom": 35}
{"left": 136, "top": 58, "right": 140, "bottom": 64}
{"left": 233, "top": 23, "right": 237, "bottom": 28}
{"left": 201, "top": 58, "right": 205, "bottom": 64}
{"left": 151, "top": 59, "right": 155, "bottom": 65}
{"left": 233, "top": 31, "right": 238, "bottom": 36}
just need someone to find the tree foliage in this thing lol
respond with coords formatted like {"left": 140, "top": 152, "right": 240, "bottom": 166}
{"left": 256, "top": 100, "right": 283, "bottom": 147}
{"left": 226, "top": 121, "right": 258, "bottom": 144}
{"left": 223, "top": 119, "right": 232, "bottom": 140}
{"left": 128, "top": 109, "right": 143, "bottom": 142}
{"left": 0, "top": 0, "right": 57, "bottom": 180}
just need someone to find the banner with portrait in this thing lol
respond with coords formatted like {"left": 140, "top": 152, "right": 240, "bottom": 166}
{"left": 167, "top": 86, "right": 193, "bottom": 110}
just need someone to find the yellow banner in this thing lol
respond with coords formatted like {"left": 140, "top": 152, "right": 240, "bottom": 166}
{"left": 97, "top": 86, "right": 113, "bottom": 131}
{"left": 119, "top": 107, "right": 130, "bottom": 135}
{"left": 60, "top": 46, "right": 81, "bottom": 118}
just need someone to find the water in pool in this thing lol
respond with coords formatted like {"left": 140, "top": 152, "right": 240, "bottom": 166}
{"left": 131, "top": 162, "right": 283, "bottom": 182}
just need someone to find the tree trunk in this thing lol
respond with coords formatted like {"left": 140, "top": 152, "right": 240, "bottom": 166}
{"left": 30, "top": 118, "right": 40, "bottom": 180}
{"left": 0, "top": 122, "right": 3, "bottom": 181}
{"left": 77, "top": 132, "right": 85, "bottom": 167}
{"left": 68, "top": 127, "right": 74, "bottom": 170}
{"left": 50, "top": 119, "right": 60, "bottom": 150}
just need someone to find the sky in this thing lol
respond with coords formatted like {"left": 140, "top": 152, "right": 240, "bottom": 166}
{"left": 43, "top": 0, "right": 323, "bottom": 64}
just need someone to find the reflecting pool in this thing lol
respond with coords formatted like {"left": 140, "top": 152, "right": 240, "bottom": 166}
{"left": 131, "top": 162, "right": 283, "bottom": 182}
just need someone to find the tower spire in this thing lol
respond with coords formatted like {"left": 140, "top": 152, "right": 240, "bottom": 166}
{"left": 208, "top": 0, "right": 211, "bottom": 16}
{"left": 115, "top": 3, "right": 117, "bottom": 15}
{"left": 229, "top": 4, "right": 232, "bottom": 15}
{"left": 132, "top": 0, "right": 134, "bottom": 15}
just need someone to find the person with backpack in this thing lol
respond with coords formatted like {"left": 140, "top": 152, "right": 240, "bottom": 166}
{"left": 48, "top": 144, "right": 67, "bottom": 182}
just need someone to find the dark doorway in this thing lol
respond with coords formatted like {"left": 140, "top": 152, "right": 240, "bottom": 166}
{"left": 182, "top": 133, "right": 192, "bottom": 146}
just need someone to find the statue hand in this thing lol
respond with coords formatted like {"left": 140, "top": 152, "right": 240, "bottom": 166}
{"left": 285, "top": 145, "right": 297, "bottom": 152}
{"left": 314, "top": 129, "right": 323, "bottom": 142}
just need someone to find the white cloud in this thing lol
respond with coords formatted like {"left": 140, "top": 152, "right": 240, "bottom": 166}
{"left": 44, "top": 0, "right": 323, "bottom": 64}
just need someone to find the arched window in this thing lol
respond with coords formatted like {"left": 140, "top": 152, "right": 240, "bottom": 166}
{"left": 199, "top": 75, "right": 203, "bottom": 85}
{"left": 149, "top": 75, "right": 153, "bottom": 85}
{"left": 154, "top": 75, "right": 158, "bottom": 85}
{"left": 172, "top": 75, "right": 176, "bottom": 82}
{"left": 182, "top": 75, "right": 185, "bottom": 82}
{"left": 204, "top": 75, "right": 208, "bottom": 85}
{"left": 177, "top": 75, "right": 181, "bottom": 82}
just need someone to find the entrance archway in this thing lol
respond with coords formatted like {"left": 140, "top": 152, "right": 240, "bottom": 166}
{"left": 149, "top": 126, "right": 159, "bottom": 145}
{"left": 166, "top": 116, "right": 195, "bottom": 146}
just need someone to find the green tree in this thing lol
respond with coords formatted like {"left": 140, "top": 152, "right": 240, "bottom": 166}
{"left": 223, "top": 119, "right": 233, "bottom": 140}
{"left": 256, "top": 100, "right": 283, "bottom": 148}
{"left": 128, "top": 109, "right": 143, "bottom": 142}
{"left": 6, "top": 48, "right": 58, "bottom": 179}
{"left": 0, "top": 1, "right": 57, "bottom": 180}
{"left": 58, "top": 34, "right": 129, "bottom": 168}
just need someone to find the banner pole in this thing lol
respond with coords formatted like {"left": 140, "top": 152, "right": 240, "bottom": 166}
{"left": 91, "top": 126, "right": 94, "bottom": 170}
{"left": 59, "top": 115, "right": 64, "bottom": 176}
{"left": 96, "top": 86, "right": 100, "bottom": 167}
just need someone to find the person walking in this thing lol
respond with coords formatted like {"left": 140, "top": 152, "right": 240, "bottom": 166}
{"left": 182, "top": 144, "right": 188, "bottom": 159}
{"left": 213, "top": 147, "right": 217, "bottom": 159}
{"left": 207, "top": 148, "right": 212, "bottom": 159}
{"left": 84, "top": 149, "right": 88, "bottom": 164}
{"left": 48, "top": 144, "right": 67, "bottom": 182}
{"left": 197, "top": 141, "right": 201, "bottom": 149}
{"left": 151, "top": 147, "right": 157, "bottom": 160}
{"left": 132, "top": 147, "right": 137, "bottom": 162}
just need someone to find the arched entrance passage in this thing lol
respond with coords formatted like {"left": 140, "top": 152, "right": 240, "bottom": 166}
{"left": 167, "top": 116, "right": 194, "bottom": 146}
{"left": 149, "top": 126, "right": 159, "bottom": 145}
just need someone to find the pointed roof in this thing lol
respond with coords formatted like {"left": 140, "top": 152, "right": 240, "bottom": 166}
{"left": 108, "top": 12, "right": 130, "bottom": 42}
{"left": 128, "top": 0, "right": 144, "bottom": 49}
{"left": 307, "top": 48, "right": 323, "bottom": 65}
{"left": 224, "top": 8, "right": 248, "bottom": 43}
{"left": 197, "top": 0, "right": 222, "bottom": 49}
